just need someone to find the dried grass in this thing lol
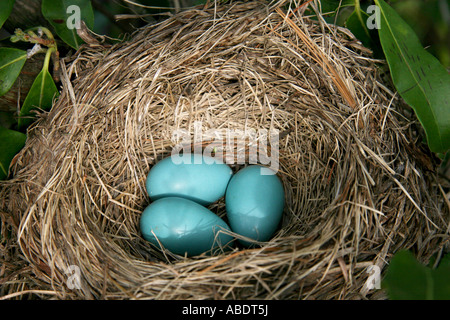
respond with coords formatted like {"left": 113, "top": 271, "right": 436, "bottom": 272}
{"left": 1, "top": 0, "right": 449, "bottom": 300}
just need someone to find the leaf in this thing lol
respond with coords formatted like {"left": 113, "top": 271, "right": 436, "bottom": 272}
{"left": 18, "top": 67, "right": 59, "bottom": 130}
{"left": 437, "top": 253, "right": 450, "bottom": 270}
{"left": 382, "top": 250, "right": 450, "bottom": 300}
{"left": 42, "top": 0, "right": 94, "bottom": 49}
{"left": 346, "top": 9, "right": 370, "bottom": 43}
{"left": 0, "top": 111, "right": 16, "bottom": 130}
{"left": 345, "top": 4, "right": 381, "bottom": 57}
{"left": 433, "top": 263, "right": 450, "bottom": 299}
{"left": 0, "top": 126, "right": 27, "bottom": 180}
{"left": 0, "top": 47, "right": 27, "bottom": 97}
{"left": 375, "top": 0, "right": 450, "bottom": 154}
{"left": 0, "top": 0, "right": 15, "bottom": 30}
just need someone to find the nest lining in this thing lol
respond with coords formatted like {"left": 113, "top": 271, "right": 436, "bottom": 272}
{"left": 1, "top": 0, "right": 449, "bottom": 300}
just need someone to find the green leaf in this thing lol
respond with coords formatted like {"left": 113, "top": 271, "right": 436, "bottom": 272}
{"left": 0, "top": 111, "right": 16, "bottom": 130}
{"left": 0, "top": 0, "right": 15, "bottom": 30}
{"left": 346, "top": 9, "right": 370, "bottom": 42}
{"left": 345, "top": 4, "right": 378, "bottom": 49}
{"left": 18, "top": 66, "right": 59, "bottom": 130}
{"left": 345, "top": 2, "right": 383, "bottom": 58}
{"left": 437, "top": 253, "right": 450, "bottom": 270}
{"left": 0, "top": 47, "right": 27, "bottom": 97}
{"left": 382, "top": 250, "right": 450, "bottom": 300}
{"left": 42, "top": 0, "right": 94, "bottom": 49}
{"left": 0, "top": 126, "right": 26, "bottom": 180}
{"left": 375, "top": 0, "right": 450, "bottom": 154}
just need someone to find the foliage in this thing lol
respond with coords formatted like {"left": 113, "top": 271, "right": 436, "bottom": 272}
{"left": 18, "top": 50, "right": 59, "bottom": 129}
{"left": 42, "top": 0, "right": 95, "bottom": 49}
{"left": 344, "top": 1, "right": 381, "bottom": 56}
{"left": 382, "top": 250, "right": 450, "bottom": 299}
{"left": 9, "top": 27, "right": 61, "bottom": 130}
{"left": 307, "top": 0, "right": 450, "bottom": 156}
{"left": 0, "top": 0, "right": 93, "bottom": 179}
{"left": 376, "top": 0, "right": 450, "bottom": 155}
{"left": 0, "top": 125, "right": 26, "bottom": 180}
{"left": 0, "top": 0, "right": 15, "bottom": 30}
{"left": 0, "top": 47, "right": 27, "bottom": 96}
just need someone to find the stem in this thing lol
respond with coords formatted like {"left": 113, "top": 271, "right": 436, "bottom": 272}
{"left": 13, "top": 27, "right": 57, "bottom": 49}
{"left": 43, "top": 46, "right": 55, "bottom": 72}
{"left": 355, "top": 0, "right": 372, "bottom": 39}
{"left": 25, "top": 26, "right": 55, "bottom": 41}
{"left": 39, "top": 27, "right": 55, "bottom": 41}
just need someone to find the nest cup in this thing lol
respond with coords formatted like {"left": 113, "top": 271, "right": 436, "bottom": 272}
{"left": 1, "top": 0, "right": 449, "bottom": 299}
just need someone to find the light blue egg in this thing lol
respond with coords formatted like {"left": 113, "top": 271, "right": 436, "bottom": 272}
{"left": 140, "top": 197, "right": 234, "bottom": 256}
{"left": 225, "top": 165, "right": 284, "bottom": 246}
{"left": 146, "top": 153, "right": 233, "bottom": 205}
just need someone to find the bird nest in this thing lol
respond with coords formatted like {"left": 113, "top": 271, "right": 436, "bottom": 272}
{"left": 1, "top": 0, "right": 449, "bottom": 300}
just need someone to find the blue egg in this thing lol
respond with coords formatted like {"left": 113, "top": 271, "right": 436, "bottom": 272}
{"left": 146, "top": 153, "right": 233, "bottom": 205}
{"left": 140, "top": 197, "right": 234, "bottom": 256}
{"left": 225, "top": 165, "right": 284, "bottom": 246}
